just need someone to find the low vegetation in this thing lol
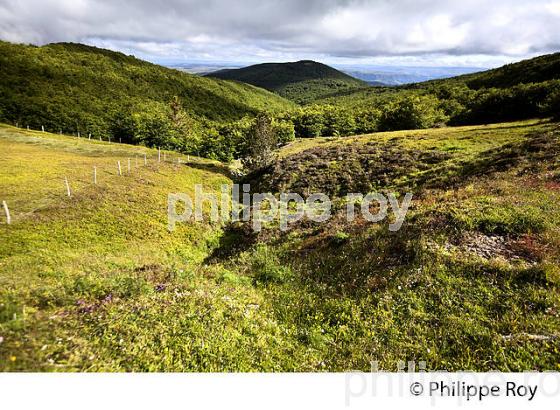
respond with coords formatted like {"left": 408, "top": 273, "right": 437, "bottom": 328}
{"left": 2, "top": 120, "right": 559, "bottom": 371}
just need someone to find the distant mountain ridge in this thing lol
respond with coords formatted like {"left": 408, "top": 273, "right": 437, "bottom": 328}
{"left": 205, "top": 60, "right": 368, "bottom": 104}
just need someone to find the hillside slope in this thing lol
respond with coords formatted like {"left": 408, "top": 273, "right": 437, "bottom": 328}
{"left": 0, "top": 41, "right": 295, "bottom": 135}
{"left": 314, "top": 52, "right": 560, "bottom": 111}
{"left": 2, "top": 120, "right": 560, "bottom": 371}
{"left": 206, "top": 60, "right": 368, "bottom": 104}
{"left": 464, "top": 52, "right": 560, "bottom": 89}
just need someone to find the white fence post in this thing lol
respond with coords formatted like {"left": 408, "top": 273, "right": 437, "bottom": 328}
{"left": 2, "top": 201, "right": 11, "bottom": 225}
{"left": 93, "top": 166, "right": 97, "bottom": 184}
{"left": 158, "top": 147, "right": 161, "bottom": 162}
{"left": 117, "top": 161, "right": 122, "bottom": 176}
{"left": 41, "top": 125, "right": 45, "bottom": 132}
{"left": 144, "top": 153, "right": 147, "bottom": 165}
{"left": 64, "top": 177, "right": 71, "bottom": 197}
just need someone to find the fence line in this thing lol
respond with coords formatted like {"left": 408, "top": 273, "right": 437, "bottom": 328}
{"left": 64, "top": 177, "right": 71, "bottom": 197}
{"left": 2, "top": 201, "right": 11, "bottom": 225}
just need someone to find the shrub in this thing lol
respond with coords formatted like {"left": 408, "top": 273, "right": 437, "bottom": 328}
{"left": 378, "top": 95, "right": 448, "bottom": 131}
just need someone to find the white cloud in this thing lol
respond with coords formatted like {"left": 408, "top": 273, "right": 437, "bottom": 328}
{"left": 0, "top": 0, "right": 558, "bottom": 66}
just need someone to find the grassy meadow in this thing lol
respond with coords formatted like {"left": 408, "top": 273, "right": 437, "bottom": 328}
{"left": 1, "top": 120, "right": 560, "bottom": 371}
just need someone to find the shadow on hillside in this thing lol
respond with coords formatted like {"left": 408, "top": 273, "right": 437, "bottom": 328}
{"left": 203, "top": 223, "right": 257, "bottom": 264}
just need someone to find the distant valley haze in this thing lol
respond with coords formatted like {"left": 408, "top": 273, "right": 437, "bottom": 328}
{"left": 170, "top": 61, "right": 485, "bottom": 85}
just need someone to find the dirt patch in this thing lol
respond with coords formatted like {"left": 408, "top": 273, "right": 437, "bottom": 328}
{"left": 454, "top": 232, "right": 542, "bottom": 264}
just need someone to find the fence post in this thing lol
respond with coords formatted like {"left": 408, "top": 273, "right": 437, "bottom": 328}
{"left": 117, "top": 161, "right": 122, "bottom": 176}
{"left": 41, "top": 125, "right": 45, "bottom": 132}
{"left": 88, "top": 133, "right": 91, "bottom": 140}
{"left": 26, "top": 125, "right": 29, "bottom": 130}
{"left": 2, "top": 201, "right": 11, "bottom": 225}
{"left": 93, "top": 166, "right": 97, "bottom": 184}
{"left": 158, "top": 147, "right": 161, "bottom": 162}
{"left": 144, "top": 153, "right": 147, "bottom": 165}
{"left": 77, "top": 131, "right": 80, "bottom": 138}
{"left": 64, "top": 177, "right": 71, "bottom": 197}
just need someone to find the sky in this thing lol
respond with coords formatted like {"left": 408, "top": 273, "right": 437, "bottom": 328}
{"left": 1, "top": 0, "right": 560, "bottom": 68}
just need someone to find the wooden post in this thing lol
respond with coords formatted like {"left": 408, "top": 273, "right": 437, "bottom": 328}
{"left": 117, "top": 161, "right": 122, "bottom": 176}
{"left": 144, "top": 153, "right": 147, "bottom": 165}
{"left": 108, "top": 137, "right": 111, "bottom": 144}
{"left": 158, "top": 148, "right": 161, "bottom": 162}
{"left": 127, "top": 158, "right": 131, "bottom": 173}
{"left": 64, "top": 177, "right": 71, "bottom": 197}
{"left": 93, "top": 166, "right": 97, "bottom": 184}
{"left": 2, "top": 201, "right": 11, "bottom": 225}
{"left": 88, "top": 133, "right": 91, "bottom": 140}
{"left": 41, "top": 125, "right": 45, "bottom": 132}
{"left": 26, "top": 125, "right": 29, "bottom": 130}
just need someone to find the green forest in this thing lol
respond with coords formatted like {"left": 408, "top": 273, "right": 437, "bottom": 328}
{"left": 1, "top": 41, "right": 559, "bottom": 162}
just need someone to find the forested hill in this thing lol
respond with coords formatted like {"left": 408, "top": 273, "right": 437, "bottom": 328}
{"left": 0, "top": 41, "right": 295, "bottom": 135}
{"left": 464, "top": 52, "right": 560, "bottom": 89}
{"left": 206, "top": 60, "right": 368, "bottom": 104}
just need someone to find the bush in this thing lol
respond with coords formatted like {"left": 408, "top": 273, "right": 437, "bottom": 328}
{"left": 378, "top": 95, "right": 448, "bottom": 131}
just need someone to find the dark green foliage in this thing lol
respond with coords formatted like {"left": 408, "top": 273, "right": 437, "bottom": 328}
{"left": 309, "top": 53, "right": 560, "bottom": 131}
{"left": 0, "top": 40, "right": 295, "bottom": 137}
{"left": 241, "top": 113, "right": 278, "bottom": 172}
{"left": 207, "top": 60, "right": 367, "bottom": 104}
{"left": 452, "top": 81, "right": 560, "bottom": 125}
{"left": 378, "top": 95, "right": 448, "bottom": 131}
{"left": 544, "top": 89, "right": 560, "bottom": 120}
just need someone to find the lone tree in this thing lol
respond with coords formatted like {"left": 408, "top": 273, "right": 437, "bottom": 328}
{"left": 242, "top": 113, "right": 277, "bottom": 172}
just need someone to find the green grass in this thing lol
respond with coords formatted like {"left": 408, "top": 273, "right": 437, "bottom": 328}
{"left": 279, "top": 119, "right": 550, "bottom": 157}
{"left": 1, "top": 121, "right": 560, "bottom": 371}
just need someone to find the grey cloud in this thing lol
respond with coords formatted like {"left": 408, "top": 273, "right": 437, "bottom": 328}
{"left": 0, "top": 0, "right": 559, "bottom": 64}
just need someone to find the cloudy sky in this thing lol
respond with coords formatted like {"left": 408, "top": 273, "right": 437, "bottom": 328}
{"left": 1, "top": 0, "right": 559, "bottom": 67}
